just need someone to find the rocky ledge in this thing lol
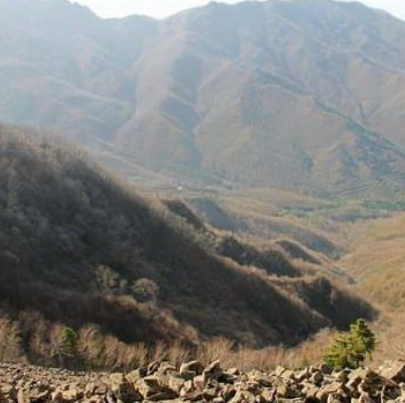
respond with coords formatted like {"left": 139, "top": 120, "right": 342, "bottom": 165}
{"left": 1, "top": 360, "right": 405, "bottom": 403}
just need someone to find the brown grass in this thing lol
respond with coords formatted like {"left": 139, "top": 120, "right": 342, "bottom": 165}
{"left": 0, "top": 309, "right": 334, "bottom": 371}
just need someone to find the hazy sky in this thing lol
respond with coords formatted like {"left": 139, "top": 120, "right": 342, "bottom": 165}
{"left": 71, "top": 0, "right": 405, "bottom": 20}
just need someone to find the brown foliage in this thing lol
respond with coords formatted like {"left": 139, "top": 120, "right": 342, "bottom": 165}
{"left": 0, "top": 124, "right": 375, "bottom": 369}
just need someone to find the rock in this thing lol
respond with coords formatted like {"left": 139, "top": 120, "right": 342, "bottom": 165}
{"left": 203, "top": 387, "right": 218, "bottom": 400}
{"left": 94, "top": 383, "right": 108, "bottom": 395}
{"left": 158, "top": 362, "right": 177, "bottom": 376}
{"left": 167, "top": 376, "right": 185, "bottom": 394}
{"left": 261, "top": 388, "right": 276, "bottom": 402}
{"left": 179, "top": 361, "right": 204, "bottom": 377}
{"left": 193, "top": 374, "right": 207, "bottom": 390}
{"left": 17, "top": 389, "right": 30, "bottom": 403}
{"left": 347, "top": 368, "right": 372, "bottom": 391}
{"left": 179, "top": 380, "right": 194, "bottom": 397}
{"left": 221, "top": 384, "right": 237, "bottom": 401}
{"left": 3, "top": 359, "right": 405, "bottom": 403}
{"left": 1, "top": 384, "right": 17, "bottom": 401}
{"left": 61, "top": 389, "right": 83, "bottom": 402}
{"left": 125, "top": 370, "right": 143, "bottom": 384}
{"left": 181, "top": 390, "right": 203, "bottom": 402}
{"left": 81, "top": 397, "right": 105, "bottom": 403}
{"left": 248, "top": 371, "right": 272, "bottom": 387}
{"left": 227, "top": 368, "right": 241, "bottom": 377}
{"left": 28, "top": 385, "right": 50, "bottom": 402}
{"left": 135, "top": 376, "right": 177, "bottom": 401}
{"left": 229, "top": 390, "right": 256, "bottom": 403}
{"left": 135, "top": 376, "right": 161, "bottom": 398}
{"left": 320, "top": 364, "right": 333, "bottom": 375}
{"left": 276, "top": 383, "right": 295, "bottom": 399}
{"left": 105, "top": 390, "right": 115, "bottom": 403}
{"left": 379, "top": 361, "right": 405, "bottom": 384}
{"left": 310, "top": 371, "right": 324, "bottom": 386}
{"left": 281, "top": 369, "right": 296, "bottom": 381}
{"left": 146, "top": 389, "right": 179, "bottom": 402}
{"left": 109, "top": 374, "right": 125, "bottom": 385}
{"left": 222, "top": 371, "right": 238, "bottom": 384}
{"left": 110, "top": 376, "right": 142, "bottom": 403}
{"left": 295, "top": 368, "right": 310, "bottom": 382}
{"left": 204, "top": 360, "right": 223, "bottom": 380}
{"left": 303, "top": 382, "right": 320, "bottom": 399}
{"left": 81, "top": 382, "right": 99, "bottom": 397}
{"left": 51, "top": 390, "right": 64, "bottom": 403}
{"left": 335, "top": 370, "right": 349, "bottom": 383}
{"left": 316, "top": 382, "right": 344, "bottom": 403}
{"left": 275, "top": 366, "right": 286, "bottom": 377}
{"left": 178, "top": 370, "right": 195, "bottom": 381}
{"left": 358, "top": 391, "right": 374, "bottom": 403}
{"left": 358, "top": 371, "right": 386, "bottom": 396}
{"left": 147, "top": 361, "right": 161, "bottom": 375}
{"left": 327, "top": 395, "right": 343, "bottom": 403}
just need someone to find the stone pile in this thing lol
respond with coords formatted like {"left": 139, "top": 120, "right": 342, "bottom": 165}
{"left": 2, "top": 360, "right": 405, "bottom": 403}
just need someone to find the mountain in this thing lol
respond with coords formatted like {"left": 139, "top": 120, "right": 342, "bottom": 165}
{"left": 0, "top": 122, "right": 374, "bottom": 367}
{"left": 1, "top": 0, "right": 405, "bottom": 198}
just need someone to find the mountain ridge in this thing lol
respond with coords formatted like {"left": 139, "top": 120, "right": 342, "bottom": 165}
{"left": 1, "top": 0, "right": 405, "bottom": 198}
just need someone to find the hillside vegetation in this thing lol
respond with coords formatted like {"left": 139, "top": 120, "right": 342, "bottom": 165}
{"left": 341, "top": 214, "right": 405, "bottom": 311}
{"left": 0, "top": 123, "right": 374, "bottom": 368}
{"left": 1, "top": 0, "right": 405, "bottom": 198}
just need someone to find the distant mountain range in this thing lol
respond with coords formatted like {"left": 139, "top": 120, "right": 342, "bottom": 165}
{"left": 1, "top": 0, "right": 405, "bottom": 197}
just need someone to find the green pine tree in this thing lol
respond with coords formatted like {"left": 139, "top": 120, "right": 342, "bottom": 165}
{"left": 324, "top": 319, "right": 376, "bottom": 370}
{"left": 61, "top": 327, "right": 78, "bottom": 358}
{"left": 350, "top": 318, "right": 376, "bottom": 361}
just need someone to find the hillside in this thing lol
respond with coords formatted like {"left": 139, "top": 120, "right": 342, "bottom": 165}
{"left": 340, "top": 213, "right": 405, "bottom": 311}
{"left": 1, "top": 0, "right": 405, "bottom": 198}
{"left": 337, "top": 213, "right": 405, "bottom": 360}
{"left": 0, "top": 123, "right": 374, "bottom": 368}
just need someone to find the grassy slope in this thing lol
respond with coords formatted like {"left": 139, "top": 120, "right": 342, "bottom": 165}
{"left": 340, "top": 214, "right": 405, "bottom": 311}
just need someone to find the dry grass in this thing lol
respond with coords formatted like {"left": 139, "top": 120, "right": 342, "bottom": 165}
{"left": 340, "top": 213, "right": 405, "bottom": 310}
{"left": 336, "top": 214, "right": 405, "bottom": 367}
{"left": 3, "top": 310, "right": 400, "bottom": 372}
{"left": 0, "top": 309, "right": 335, "bottom": 371}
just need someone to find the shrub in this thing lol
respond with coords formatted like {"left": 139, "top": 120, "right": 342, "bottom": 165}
{"left": 132, "top": 278, "right": 159, "bottom": 303}
{"left": 61, "top": 327, "right": 78, "bottom": 358}
{"left": 324, "top": 319, "right": 376, "bottom": 370}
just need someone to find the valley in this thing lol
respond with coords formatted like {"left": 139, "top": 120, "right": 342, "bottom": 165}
{"left": 0, "top": 123, "right": 375, "bottom": 369}
{"left": 0, "top": 0, "right": 405, "bottom": 394}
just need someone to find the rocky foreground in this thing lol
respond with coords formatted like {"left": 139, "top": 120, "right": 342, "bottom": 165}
{"left": 1, "top": 360, "right": 405, "bottom": 403}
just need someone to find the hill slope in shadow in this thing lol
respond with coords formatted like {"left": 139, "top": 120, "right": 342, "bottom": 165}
{"left": 0, "top": 123, "right": 375, "bottom": 367}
